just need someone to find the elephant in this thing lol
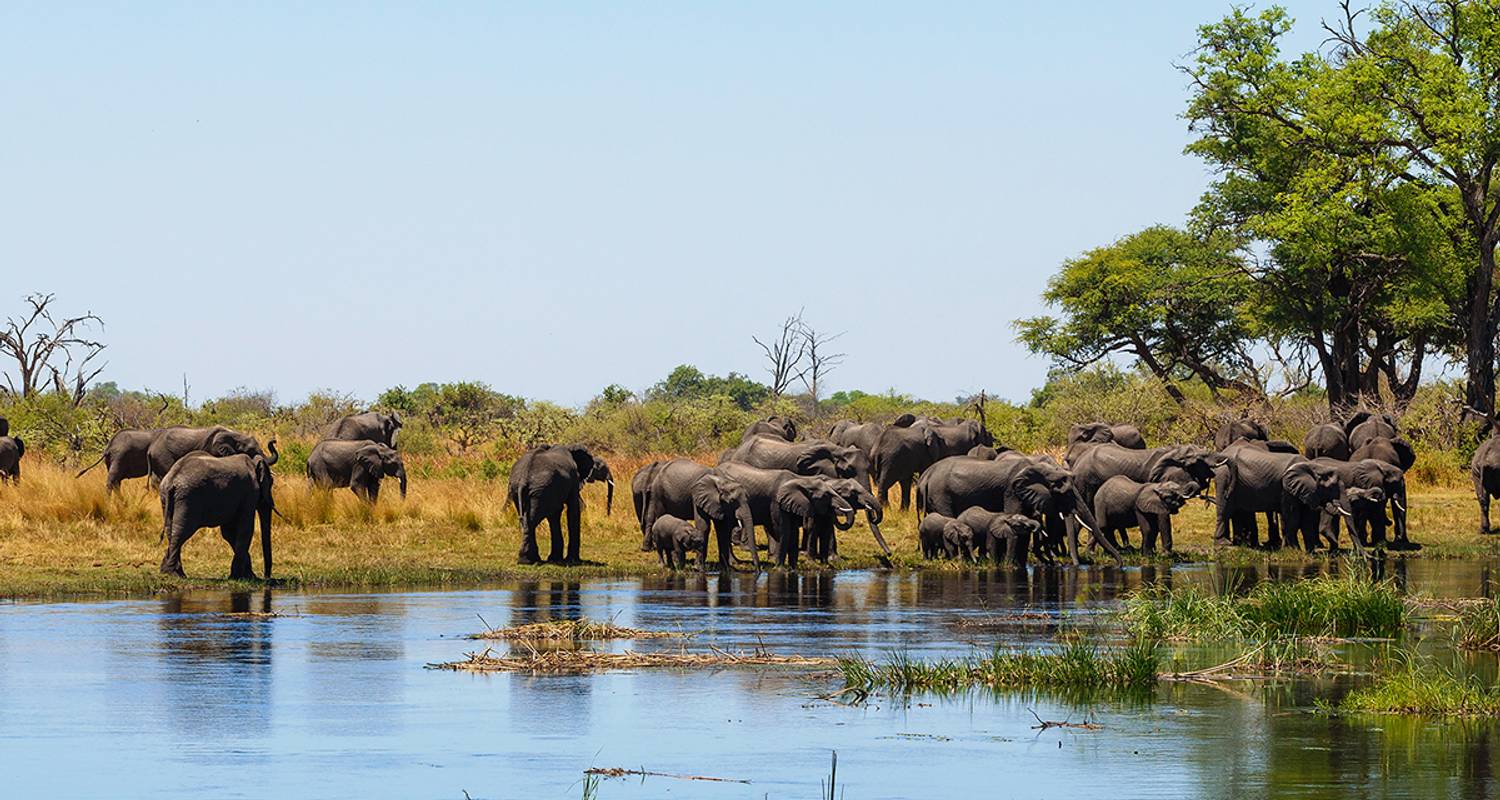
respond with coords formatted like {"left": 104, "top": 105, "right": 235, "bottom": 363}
{"left": 1092, "top": 477, "right": 1194, "bottom": 554}
{"left": 721, "top": 435, "right": 869, "bottom": 489}
{"left": 1067, "top": 442, "right": 1222, "bottom": 512}
{"left": 1313, "top": 457, "right": 1404, "bottom": 550}
{"left": 1346, "top": 411, "right": 1398, "bottom": 451}
{"left": 1214, "top": 417, "right": 1269, "bottom": 451}
{"left": 1213, "top": 445, "right": 1347, "bottom": 551}
{"left": 916, "top": 451, "right": 1114, "bottom": 565}
{"left": 1302, "top": 423, "right": 1351, "bottom": 460}
{"left": 828, "top": 419, "right": 887, "bottom": 458}
{"left": 803, "top": 477, "right": 890, "bottom": 562}
{"left": 76, "top": 429, "right": 165, "bottom": 491}
{"left": 328, "top": 411, "right": 403, "bottom": 447}
{"left": 508, "top": 443, "right": 613, "bottom": 565}
{"left": 743, "top": 416, "right": 797, "bottom": 443}
{"left": 158, "top": 446, "right": 278, "bottom": 579}
{"left": 951, "top": 508, "right": 1043, "bottom": 565}
{"left": 1474, "top": 431, "right": 1500, "bottom": 535}
{"left": 147, "top": 426, "right": 270, "bottom": 484}
{"left": 637, "top": 459, "right": 759, "bottom": 572}
{"left": 631, "top": 460, "right": 667, "bottom": 544}
{"left": 1068, "top": 422, "right": 1147, "bottom": 450}
{"left": 307, "top": 440, "right": 407, "bottom": 502}
{"left": 918, "top": 512, "right": 956, "bottom": 559}
{"left": 0, "top": 432, "right": 23, "bottom": 483}
{"left": 871, "top": 418, "right": 993, "bottom": 510}
{"left": 713, "top": 462, "right": 854, "bottom": 568}
{"left": 966, "top": 445, "right": 1003, "bottom": 460}
{"left": 1350, "top": 436, "right": 1416, "bottom": 544}
{"left": 645, "top": 513, "right": 707, "bottom": 571}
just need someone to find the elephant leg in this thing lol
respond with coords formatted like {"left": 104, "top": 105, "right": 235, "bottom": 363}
{"left": 516, "top": 509, "right": 542, "bottom": 565}
{"left": 1161, "top": 515, "right": 1174, "bottom": 553}
{"left": 898, "top": 479, "right": 912, "bottom": 512}
{"left": 233, "top": 515, "right": 259, "bottom": 580}
{"left": 159, "top": 525, "right": 190, "bottom": 577}
{"left": 1477, "top": 470, "right": 1492, "bottom": 536}
{"left": 565, "top": 492, "right": 582, "bottom": 565}
{"left": 543, "top": 513, "right": 565, "bottom": 564}
{"left": 1138, "top": 517, "right": 1157, "bottom": 555}
{"left": 1262, "top": 511, "right": 1282, "bottom": 549}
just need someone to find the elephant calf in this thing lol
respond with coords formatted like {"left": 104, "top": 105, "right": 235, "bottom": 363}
{"left": 1093, "top": 477, "right": 1195, "bottom": 554}
{"left": 646, "top": 513, "right": 708, "bottom": 571}
{"left": 0, "top": 431, "right": 23, "bottom": 483}
{"left": 918, "top": 513, "right": 957, "bottom": 559}
{"left": 951, "top": 508, "right": 1043, "bottom": 566}
{"left": 307, "top": 440, "right": 407, "bottom": 503}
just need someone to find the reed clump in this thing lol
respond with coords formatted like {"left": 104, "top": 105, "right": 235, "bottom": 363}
{"left": 1123, "top": 573, "right": 1406, "bottom": 641}
{"left": 1453, "top": 598, "right": 1500, "bottom": 651}
{"left": 430, "top": 645, "right": 835, "bottom": 674}
{"left": 469, "top": 617, "right": 688, "bottom": 641}
{"left": 1341, "top": 655, "right": 1500, "bottom": 717}
{"left": 838, "top": 638, "right": 1161, "bottom": 696}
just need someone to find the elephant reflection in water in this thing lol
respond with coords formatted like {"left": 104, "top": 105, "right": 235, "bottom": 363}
{"left": 508, "top": 580, "right": 584, "bottom": 628}
{"left": 154, "top": 590, "right": 275, "bottom": 736}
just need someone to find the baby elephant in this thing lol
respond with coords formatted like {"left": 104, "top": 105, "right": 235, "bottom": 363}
{"left": 952, "top": 508, "right": 1043, "bottom": 565}
{"left": 1093, "top": 476, "right": 1195, "bottom": 554}
{"left": 918, "top": 512, "right": 958, "bottom": 559}
{"left": 647, "top": 513, "right": 708, "bottom": 571}
{"left": 307, "top": 440, "right": 407, "bottom": 503}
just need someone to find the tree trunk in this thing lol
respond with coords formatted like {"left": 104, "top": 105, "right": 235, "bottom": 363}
{"left": 1130, "top": 340, "right": 1188, "bottom": 406}
{"left": 1467, "top": 243, "right": 1498, "bottom": 418}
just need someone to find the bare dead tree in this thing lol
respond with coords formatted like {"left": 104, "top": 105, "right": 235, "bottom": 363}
{"left": 0, "top": 293, "right": 107, "bottom": 406}
{"left": 753, "top": 310, "right": 809, "bottom": 399}
{"left": 796, "top": 319, "right": 846, "bottom": 408}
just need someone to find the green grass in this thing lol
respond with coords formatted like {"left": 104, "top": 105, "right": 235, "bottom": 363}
{"left": 838, "top": 637, "right": 1161, "bottom": 696}
{"left": 1341, "top": 655, "right": 1500, "bottom": 717}
{"left": 1122, "top": 572, "right": 1406, "bottom": 641}
{"left": 1453, "top": 598, "right": 1500, "bottom": 651}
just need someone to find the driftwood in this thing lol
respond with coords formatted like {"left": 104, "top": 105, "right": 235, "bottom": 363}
{"left": 429, "top": 643, "right": 835, "bottom": 674}
{"left": 585, "top": 767, "right": 750, "bottom": 784}
{"left": 1028, "top": 708, "right": 1102, "bottom": 731}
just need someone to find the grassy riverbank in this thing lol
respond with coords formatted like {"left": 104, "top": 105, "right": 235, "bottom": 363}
{"left": 3, "top": 459, "right": 1499, "bottom": 599}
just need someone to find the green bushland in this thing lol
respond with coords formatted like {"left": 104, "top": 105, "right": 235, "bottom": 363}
{"left": 1122, "top": 573, "right": 1408, "bottom": 641}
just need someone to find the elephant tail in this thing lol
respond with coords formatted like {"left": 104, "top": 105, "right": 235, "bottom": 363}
{"left": 160, "top": 486, "right": 174, "bottom": 544}
{"left": 76, "top": 452, "right": 105, "bottom": 478}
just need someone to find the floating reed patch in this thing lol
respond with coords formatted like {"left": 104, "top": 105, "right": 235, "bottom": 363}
{"left": 468, "top": 617, "right": 688, "bottom": 642}
{"left": 1452, "top": 598, "right": 1500, "bottom": 651}
{"left": 1340, "top": 656, "right": 1500, "bottom": 717}
{"left": 431, "top": 645, "right": 835, "bottom": 674}
{"left": 838, "top": 638, "right": 1161, "bottom": 696}
{"left": 1123, "top": 573, "right": 1406, "bottom": 641}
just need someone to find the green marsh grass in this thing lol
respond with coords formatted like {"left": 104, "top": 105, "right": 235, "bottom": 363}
{"left": 1123, "top": 573, "right": 1406, "bottom": 641}
{"left": 838, "top": 638, "right": 1161, "bottom": 696}
{"left": 1341, "top": 653, "right": 1500, "bottom": 717}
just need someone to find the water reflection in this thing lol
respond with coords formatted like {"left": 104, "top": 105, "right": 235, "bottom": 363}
{"left": 153, "top": 590, "right": 275, "bottom": 737}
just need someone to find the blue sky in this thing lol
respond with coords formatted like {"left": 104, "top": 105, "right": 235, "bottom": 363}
{"left": 1, "top": 1, "right": 1334, "bottom": 406}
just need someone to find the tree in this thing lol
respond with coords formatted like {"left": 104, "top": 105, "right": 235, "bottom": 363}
{"left": 0, "top": 293, "right": 107, "bottom": 405}
{"left": 646, "top": 365, "right": 769, "bottom": 411}
{"left": 753, "top": 311, "right": 809, "bottom": 398}
{"left": 796, "top": 320, "right": 845, "bottom": 408}
{"left": 1184, "top": 2, "right": 1500, "bottom": 413}
{"left": 1015, "top": 226, "right": 1259, "bottom": 405}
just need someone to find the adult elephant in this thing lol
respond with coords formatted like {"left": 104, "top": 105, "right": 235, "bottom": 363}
{"left": 0, "top": 430, "right": 22, "bottom": 483}
{"left": 1313, "top": 457, "right": 1405, "bottom": 550}
{"left": 508, "top": 444, "right": 613, "bottom": 565}
{"left": 917, "top": 451, "right": 1114, "bottom": 565}
{"left": 1068, "top": 422, "right": 1147, "bottom": 450}
{"left": 307, "top": 440, "right": 407, "bottom": 502}
{"left": 1474, "top": 427, "right": 1500, "bottom": 535}
{"left": 637, "top": 459, "right": 759, "bottom": 571}
{"left": 804, "top": 477, "right": 890, "bottom": 562}
{"left": 328, "top": 411, "right": 403, "bottom": 447}
{"left": 1068, "top": 442, "right": 1221, "bottom": 511}
{"left": 147, "top": 426, "right": 270, "bottom": 484}
{"left": 721, "top": 435, "right": 869, "bottom": 488}
{"left": 829, "top": 415, "right": 916, "bottom": 464}
{"left": 76, "top": 429, "right": 165, "bottom": 491}
{"left": 742, "top": 416, "right": 797, "bottom": 443}
{"left": 714, "top": 462, "right": 854, "bottom": 568}
{"left": 1350, "top": 436, "right": 1416, "bottom": 545}
{"left": 1214, "top": 417, "right": 1269, "bottom": 451}
{"left": 1302, "top": 423, "right": 1351, "bottom": 460}
{"left": 1214, "top": 445, "right": 1347, "bottom": 551}
{"left": 158, "top": 447, "right": 277, "bottom": 579}
{"left": 1346, "top": 411, "right": 1398, "bottom": 451}
{"left": 872, "top": 418, "right": 993, "bottom": 510}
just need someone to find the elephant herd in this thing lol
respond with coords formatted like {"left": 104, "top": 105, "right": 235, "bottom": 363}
{"left": 23, "top": 398, "right": 1500, "bottom": 582}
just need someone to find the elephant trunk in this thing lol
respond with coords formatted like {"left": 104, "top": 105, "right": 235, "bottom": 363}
{"left": 260, "top": 500, "right": 273, "bottom": 580}
{"left": 866, "top": 511, "right": 893, "bottom": 558}
{"left": 264, "top": 439, "right": 280, "bottom": 467}
{"left": 397, "top": 463, "right": 408, "bottom": 499}
{"left": 605, "top": 478, "right": 614, "bottom": 516}
{"left": 736, "top": 503, "right": 758, "bottom": 569}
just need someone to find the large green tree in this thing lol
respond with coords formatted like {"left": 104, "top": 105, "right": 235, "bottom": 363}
{"left": 1016, "top": 225, "right": 1258, "bottom": 404}
{"left": 1185, "top": 1, "right": 1500, "bottom": 412}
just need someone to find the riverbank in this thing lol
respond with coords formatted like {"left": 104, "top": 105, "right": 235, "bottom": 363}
{"left": 3, "top": 461, "right": 1498, "bottom": 599}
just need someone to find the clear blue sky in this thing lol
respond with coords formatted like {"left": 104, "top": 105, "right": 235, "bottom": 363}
{"left": 1, "top": 1, "right": 1333, "bottom": 407}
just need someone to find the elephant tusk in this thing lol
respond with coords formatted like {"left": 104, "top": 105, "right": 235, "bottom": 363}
{"left": 1337, "top": 507, "right": 1354, "bottom": 518}
{"left": 1394, "top": 499, "right": 1406, "bottom": 512}
{"left": 1072, "top": 514, "right": 1093, "bottom": 533}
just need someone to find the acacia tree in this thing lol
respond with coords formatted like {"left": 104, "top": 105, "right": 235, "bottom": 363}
{"left": 0, "top": 293, "right": 108, "bottom": 405}
{"left": 1184, "top": 2, "right": 1500, "bottom": 412}
{"left": 753, "top": 311, "right": 809, "bottom": 399}
{"left": 1015, "top": 226, "right": 1260, "bottom": 405}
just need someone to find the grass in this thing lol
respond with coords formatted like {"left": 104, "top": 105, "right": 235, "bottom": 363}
{"left": 468, "top": 617, "right": 687, "bottom": 641}
{"left": 3, "top": 456, "right": 1500, "bottom": 598}
{"left": 1340, "top": 654, "right": 1500, "bottom": 717}
{"left": 837, "top": 637, "right": 1161, "bottom": 696}
{"left": 429, "top": 644, "right": 836, "bottom": 674}
{"left": 1122, "top": 572, "right": 1407, "bottom": 640}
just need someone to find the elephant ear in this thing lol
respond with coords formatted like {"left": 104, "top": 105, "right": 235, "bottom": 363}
{"left": 1344, "top": 410, "right": 1374, "bottom": 436}
{"left": 356, "top": 445, "right": 383, "bottom": 473}
{"left": 891, "top": 413, "right": 917, "bottom": 428}
{"left": 1282, "top": 462, "right": 1323, "bottom": 506}
{"left": 203, "top": 427, "right": 228, "bottom": 456}
{"left": 943, "top": 520, "right": 974, "bottom": 544}
{"left": 565, "top": 444, "right": 597, "bottom": 477}
{"left": 0, "top": 417, "right": 8, "bottom": 436}
{"left": 776, "top": 481, "right": 813, "bottom": 518}
{"left": 1391, "top": 438, "right": 1417, "bottom": 471}
{"left": 692, "top": 476, "right": 726, "bottom": 519}
{"left": 1147, "top": 446, "right": 1190, "bottom": 482}
{"left": 1136, "top": 486, "right": 1171, "bottom": 515}
{"left": 796, "top": 444, "right": 836, "bottom": 473}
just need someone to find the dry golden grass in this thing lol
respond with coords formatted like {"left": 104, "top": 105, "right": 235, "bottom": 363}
{"left": 3, "top": 456, "right": 1499, "bottom": 599}
{"left": 469, "top": 617, "right": 688, "bottom": 641}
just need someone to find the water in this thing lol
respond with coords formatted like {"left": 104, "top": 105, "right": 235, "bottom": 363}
{"left": 3, "top": 562, "right": 1499, "bottom": 799}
